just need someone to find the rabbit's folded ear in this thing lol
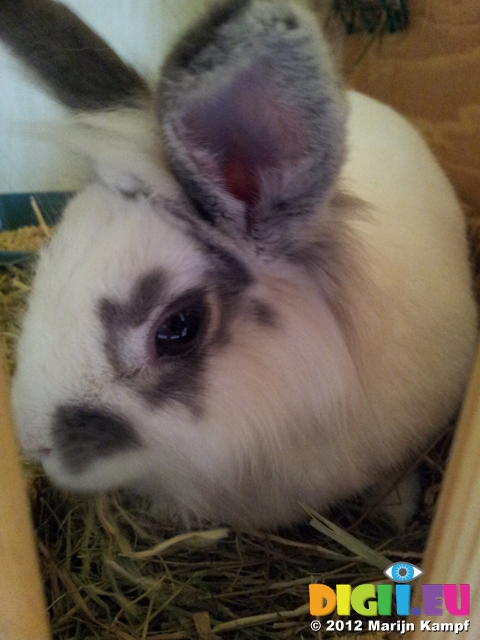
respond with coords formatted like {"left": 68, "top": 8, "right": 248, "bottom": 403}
{"left": 0, "top": 0, "right": 149, "bottom": 110}
{"left": 157, "top": 0, "right": 347, "bottom": 241}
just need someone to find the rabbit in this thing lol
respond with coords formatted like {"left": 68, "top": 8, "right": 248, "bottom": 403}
{"left": 1, "top": 0, "right": 477, "bottom": 529}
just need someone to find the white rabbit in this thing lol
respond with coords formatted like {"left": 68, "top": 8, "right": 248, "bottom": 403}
{"left": 2, "top": 0, "right": 477, "bottom": 528}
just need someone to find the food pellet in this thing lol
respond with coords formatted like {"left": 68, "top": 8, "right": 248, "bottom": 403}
{"left": 0, "top": 226, "right": 50, "bottom": 252}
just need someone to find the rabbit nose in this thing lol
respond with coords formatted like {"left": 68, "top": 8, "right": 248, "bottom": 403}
{"left": 53, "top": 403, "right": 142, "bottom": 473}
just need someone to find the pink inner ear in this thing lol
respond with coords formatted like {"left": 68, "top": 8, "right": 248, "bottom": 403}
{"left": 176, "top": 63, "right": 305, "bottom": 225}
{"left": 223, "top": 149, "right": 259, "bottom": 209}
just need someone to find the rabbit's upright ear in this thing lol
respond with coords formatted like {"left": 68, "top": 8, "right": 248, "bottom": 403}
{"left": 157, "top": 0, "right": 347, "bottom": 242}
{"left": 0, "top": 0, "right": 149, "bottom": 110}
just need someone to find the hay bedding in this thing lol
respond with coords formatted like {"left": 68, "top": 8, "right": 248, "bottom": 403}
{"left": 0, "top": 218, "right": 460, "bottom": 640}
{"left": 0, "top": 225, "right": 50, "bottom": 252}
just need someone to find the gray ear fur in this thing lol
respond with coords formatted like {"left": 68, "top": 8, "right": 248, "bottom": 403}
{"left": 0, "top": 0, "right": 150, "bottom": 110}
{"left": 156, "top": 0, "right": 347, "bottom": 244}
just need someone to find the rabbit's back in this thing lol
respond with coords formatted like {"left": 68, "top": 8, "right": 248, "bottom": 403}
{"left": 337, "top": 90, "right": 477, "bottom": 457}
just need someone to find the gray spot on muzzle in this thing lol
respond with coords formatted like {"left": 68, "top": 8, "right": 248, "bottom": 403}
{"left": 53, "top": 404, "right": 141, "bottom": 472}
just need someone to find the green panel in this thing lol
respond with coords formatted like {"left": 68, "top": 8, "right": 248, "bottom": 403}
{"left": 0, "top": 192, "right": 72, "bottom": 265}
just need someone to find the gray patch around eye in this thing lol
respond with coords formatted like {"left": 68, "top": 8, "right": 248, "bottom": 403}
{"left": 53, "top": 404, "right": 141, "bottom": 473}
{"left": 97, "top": 273, "right": 210, "bottom": 414}
{"left": 97, "top": 237, "right": 253, "bottom": 415}
{"left": 135, "top": 350, "right": 206, "bottom": 417}
{"left": 249, "top": 300, "right": 278, "bottom": 328}
{"left": 192, "top": 236, "right": 256, "bottom": 346}
{"left": 98, "top": 269, "right": 166, "bottom": 331}
{"left": 97, "top": 269, "right": 168, "bottom": 389}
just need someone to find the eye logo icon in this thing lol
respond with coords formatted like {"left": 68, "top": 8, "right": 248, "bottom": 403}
{"left": 310, "top": 561, "right": 470, "bottom": 619}
{"left": 384, "top": 562, "right": 423, "bottom": 583}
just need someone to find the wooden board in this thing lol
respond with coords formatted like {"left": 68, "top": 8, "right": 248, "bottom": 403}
{"left": 0, "top": 355, "right": 51, "bottom": 640}
{"left": 340, "top": 0, "right": 480, "bottom": 221}
{"left": 407, "top": 343, "right": 480, "bottom": 637}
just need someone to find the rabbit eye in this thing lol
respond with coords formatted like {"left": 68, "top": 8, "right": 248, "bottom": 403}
{"left": 155, "top": 298, "right": 206, "bottom": 357}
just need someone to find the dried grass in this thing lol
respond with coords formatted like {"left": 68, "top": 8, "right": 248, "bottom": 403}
{"left": 0, "top": 265, "right": 35, "bottom": 376}
{"left": 0, "top": 225, "right": 50, "bottom": 252}
{"left": 25, "top": 462, "right": 442, "bottom": 640}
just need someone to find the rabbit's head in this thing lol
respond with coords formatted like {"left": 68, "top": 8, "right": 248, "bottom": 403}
{"left": 3, "top": 0, "right": 477, "bottom": 528}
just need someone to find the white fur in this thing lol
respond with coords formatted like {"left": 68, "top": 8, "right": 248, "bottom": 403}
{"left": 11, "top": 87, "right": 477, "bottom": 529}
